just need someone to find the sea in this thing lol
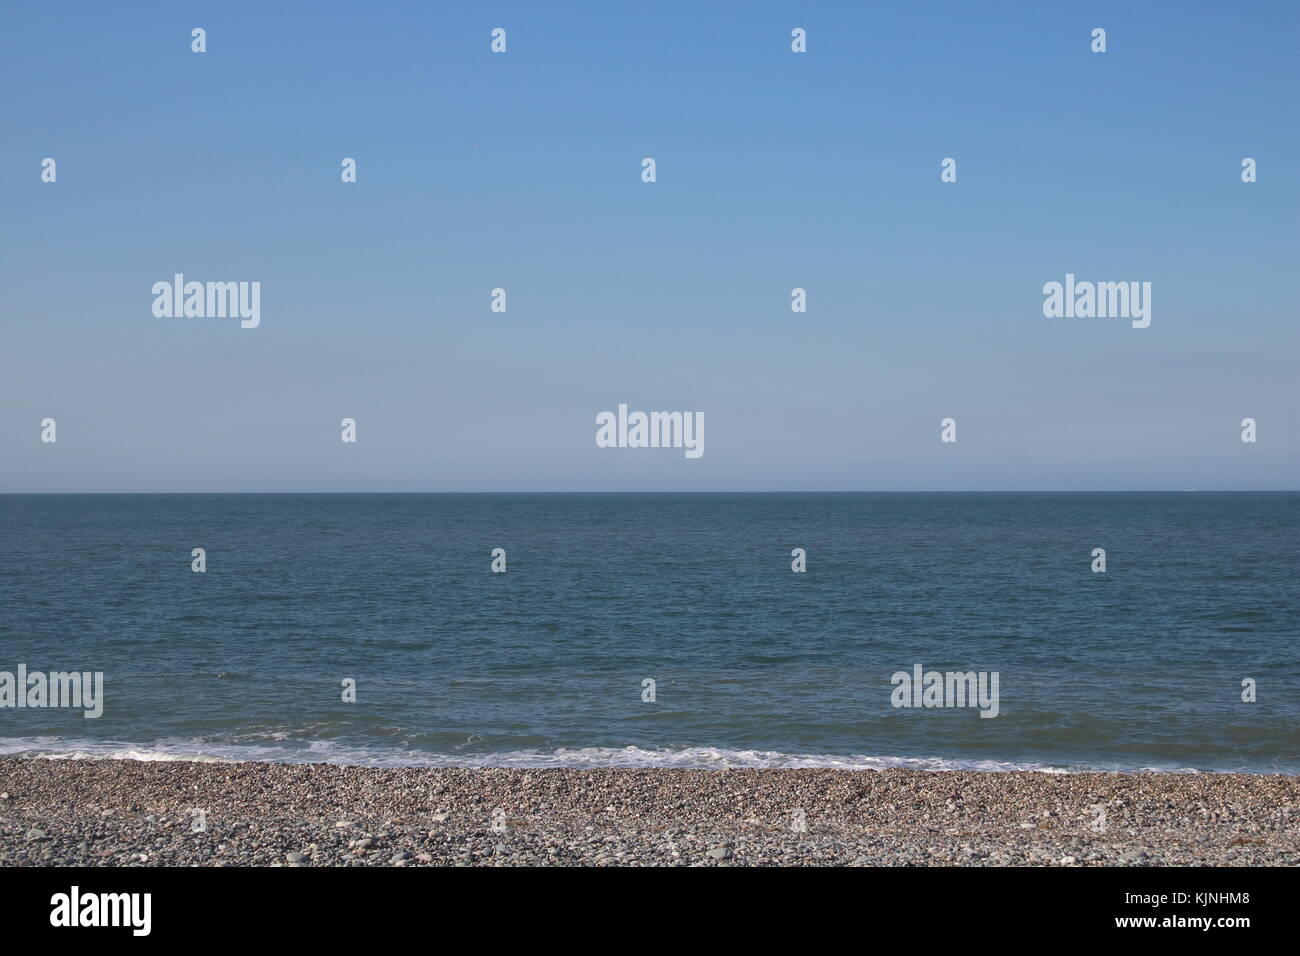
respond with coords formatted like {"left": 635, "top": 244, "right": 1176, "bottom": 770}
{"left": 1, "top": 492, "right": 1296, "bottom": 773}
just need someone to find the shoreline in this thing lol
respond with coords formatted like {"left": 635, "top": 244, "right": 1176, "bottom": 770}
{"left": 2, "top": 757, "right": 1297, "bottom": 866}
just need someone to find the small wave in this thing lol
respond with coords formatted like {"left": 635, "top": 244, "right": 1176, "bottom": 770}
{"left": 412, "top": 747, "right": 1081, "bottom": 772}
{"left": 0, "top": 737, "right": 1219, "bottom": 773}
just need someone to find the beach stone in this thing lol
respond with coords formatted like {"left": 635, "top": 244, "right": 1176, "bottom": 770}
{"left": 2, "top": 759, "right": 1299, "bottom": 868}
{"left": 25, "top": 828, "right": 46, "bottom": 841}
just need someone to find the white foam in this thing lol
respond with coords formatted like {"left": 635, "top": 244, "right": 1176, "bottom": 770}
{"left": 0, "top": 737, "right": 1210, "bottom": 773}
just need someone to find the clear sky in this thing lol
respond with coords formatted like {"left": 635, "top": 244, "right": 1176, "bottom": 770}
{"left": 2, "top": 1, "right": 1296, "bottom": 492}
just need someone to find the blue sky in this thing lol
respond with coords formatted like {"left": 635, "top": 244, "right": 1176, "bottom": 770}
{"left": 2, "top": 1, "right": 1297, "bottom": 491}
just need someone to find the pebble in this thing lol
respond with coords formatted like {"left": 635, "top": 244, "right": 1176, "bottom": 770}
{"left": 0, "top": 757, "right": 1296, "bottom": 867}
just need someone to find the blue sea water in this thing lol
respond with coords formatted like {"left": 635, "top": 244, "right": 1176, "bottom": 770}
{"left": 0, "top": 492, "right": 1296, "bottom": 772}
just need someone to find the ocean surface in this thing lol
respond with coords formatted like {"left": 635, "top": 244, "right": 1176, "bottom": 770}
{"left": 1, "top": 493, "right": 1296, "bottom": 773}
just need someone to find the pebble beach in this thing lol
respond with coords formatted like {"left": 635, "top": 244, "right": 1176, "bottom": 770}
{"left": 1, "top": 757, "right": 1297, "bottom": 866}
